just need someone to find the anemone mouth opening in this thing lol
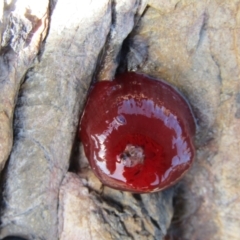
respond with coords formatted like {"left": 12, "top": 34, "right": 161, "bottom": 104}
{"left": 117, "top": 144, "right": 145, "bottom": 167}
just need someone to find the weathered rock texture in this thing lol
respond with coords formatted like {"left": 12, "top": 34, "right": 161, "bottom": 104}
{"left": 1, "top": 0, "right": 173, "bottom": 239}
{"left": 0, "top": 0, "right": 111, "bottom": 238}
{"left": 0, "top": 0, "right": 49, "bottom": 171}
{"left": 59, "top": 172, "right": 173, "bottom": 240}
{"left": 0, "top": 0, "right": 240, "bottom": 240}
{"left": 133, "top": 1, "right": 240, "bottom": 239}
{"left": 97, "top": 0, "right": 147, "bottom": 80}
{"left": 58, "top": 173, "right": 113, "bottom": 240}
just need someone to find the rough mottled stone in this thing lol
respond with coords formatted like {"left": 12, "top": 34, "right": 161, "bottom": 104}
{"left": 129, "top": 1, "right": 240, "bottom": 239}
{"left": 97, "top": 0, "right": 147, "bottom": 80}
{"left": 58, "top": 173, "right": 112, "bottom": 240}
{"left": 0, "top": 0, "right": 49, "bottom": 171}
{"left": 0, "top": 0, "right": 111, "bottom": 239}
{"left": 1, "top": 0, "right": 174, "bottom": 239}
{"left": 1, "top": 0, "right": 239, "bottom": 239}
{"left": 59, "top": 0, "right": 174, "bottom": 238}
{"left": 59, "top": 171, "right": 174, "bottom": 240}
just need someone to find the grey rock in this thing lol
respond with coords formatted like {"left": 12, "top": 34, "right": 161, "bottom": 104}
{"left": 2, "top": 0, "right": 239, "bottom": 239}
{"left": 0, "top": 0, "right": 49, "bottom": 171}
{"left": 0, "top": 0, "right": 111, "bottom": 239}
{"left": 59, "top": 171, "right": 174, "bottom": 240}
{"left": 130, "top": 1, "right": 240, "bottom": 239}
{"left": 96, "top": 0, "right": 147, "bottom": 81}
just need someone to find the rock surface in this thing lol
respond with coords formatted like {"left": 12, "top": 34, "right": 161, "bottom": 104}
{"left": 1, "top": 0, "right": 173, "bottom": 239}
{"left": 59, "top": 172, "right": 173, "bottom": 240}
{"left": 0, "top": 0, "right": 111, "bottom": 239}
{"left": 0, "top": 0, "right": 240, "bottom": 240}
{"left": 132, "top": 1, "right": 240, "bottom": 239}
{"left": 0, "top": 0, "right": 49, "bottom": 171}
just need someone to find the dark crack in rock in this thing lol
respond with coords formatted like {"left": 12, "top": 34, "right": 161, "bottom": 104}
{"left": 96, "top": 0, "right": 147, "bottom": 81}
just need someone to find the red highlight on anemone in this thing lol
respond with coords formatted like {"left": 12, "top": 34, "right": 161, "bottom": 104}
{"left": 79, "top": 72, "right": 195, "bottom": 193}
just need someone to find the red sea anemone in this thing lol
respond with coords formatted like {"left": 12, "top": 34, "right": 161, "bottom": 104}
{"left": 80, "top": 72, "right": 195, "bottom": 193}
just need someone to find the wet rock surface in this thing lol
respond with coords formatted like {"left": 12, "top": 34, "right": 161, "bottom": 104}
{"left": 0, "top": 0, "right": 240, "bottom": 240}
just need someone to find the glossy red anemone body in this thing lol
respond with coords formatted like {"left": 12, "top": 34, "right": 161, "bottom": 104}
{"left": 80, "top": 72, "right": 195, "bottom": 193}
